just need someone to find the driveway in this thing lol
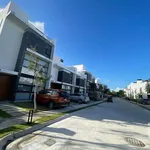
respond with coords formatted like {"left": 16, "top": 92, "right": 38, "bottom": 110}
{"left": 7, "top": 98, "right": 150, "bottom": 150}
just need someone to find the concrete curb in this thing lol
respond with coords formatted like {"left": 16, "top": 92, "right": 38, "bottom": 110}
{"left": 1, "top": 100, "right": 105, "bottom": 150}
{"left": 126, "top": 99, "right": 150, "bottom": 111}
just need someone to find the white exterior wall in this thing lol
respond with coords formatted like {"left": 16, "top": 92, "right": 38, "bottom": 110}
{"left": 73, "top": 64, "right": 85, "bottom": 72}
{"left": 125, "top": 80, "right": 148, "bottom": 99}
{"left": 0, "top": 17, "right": 24, "bottom": 71}
{"left": 51, "top": 67, "right": 59, "bottom": 82}
{"left": 51, "top": 58, "right": 88, "bottom": 93}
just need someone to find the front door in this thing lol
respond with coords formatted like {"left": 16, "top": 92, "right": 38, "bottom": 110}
{"left": 0, "top": 74, "right": 13, "bottom": 100}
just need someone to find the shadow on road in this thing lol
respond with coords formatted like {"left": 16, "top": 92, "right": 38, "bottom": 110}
{"left": 41, "top": 127, "right": 76, "bottom": 136}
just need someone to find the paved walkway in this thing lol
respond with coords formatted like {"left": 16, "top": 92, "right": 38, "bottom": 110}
{"left": 0, "top": 101, "right": 103, "bottom": 130}
{"left": 6, "top": 98, "right": 150, "bottom": 150}
{"left": 0, "top": 102, "right": 27, "bottom": 117}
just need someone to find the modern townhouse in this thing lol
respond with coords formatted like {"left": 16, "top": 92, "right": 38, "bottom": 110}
{"left": 73, "top": 64, "right": 92, "bottom": 93}
{"left": 51, "top": 57, "right": 87, "bottom": 94}
{"left": 0, "top": 2, "right": 100, "bottom": 102}
{"left": 0, "top": 2, "right": 55, "bottom": 101}
{"left": 124, "top": 79, "right": 150, "bottom": 99}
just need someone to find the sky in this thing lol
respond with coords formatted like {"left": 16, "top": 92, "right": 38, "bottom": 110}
{"left": 1, "top": 0, "right": 150, "bottom": 90}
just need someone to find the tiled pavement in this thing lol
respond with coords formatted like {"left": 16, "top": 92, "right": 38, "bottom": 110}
{"left": 0, "top": 102, "right": 27, "bottom": 117}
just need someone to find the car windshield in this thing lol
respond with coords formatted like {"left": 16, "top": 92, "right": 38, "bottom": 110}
{"left": 60, "top": 92, "right": 70, "bottom": 97}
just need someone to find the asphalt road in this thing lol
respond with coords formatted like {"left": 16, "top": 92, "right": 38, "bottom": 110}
{"left": 7, "top": 98, "right": 150, "bottom": 150}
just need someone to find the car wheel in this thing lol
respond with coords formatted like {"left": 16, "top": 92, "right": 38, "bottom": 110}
{"left": 49, "top": 102, "right": 54, "bottom": 110}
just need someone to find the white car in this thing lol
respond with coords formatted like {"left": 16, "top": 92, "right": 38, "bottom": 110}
{"left": 70, "top": 93, "right": 90, "bottom": 103}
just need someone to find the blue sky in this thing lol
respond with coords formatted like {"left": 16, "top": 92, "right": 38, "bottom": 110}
{"left": 1, "top": 0, "right": 150, "bottom": 90}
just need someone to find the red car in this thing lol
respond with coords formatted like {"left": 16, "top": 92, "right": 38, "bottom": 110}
{"left": 36, "top": 89, "right": 70, "bottom": 109}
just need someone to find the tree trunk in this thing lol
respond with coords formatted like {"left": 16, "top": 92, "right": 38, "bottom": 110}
{"left": 33, "top": 86, "right": 37, "bottom": 110}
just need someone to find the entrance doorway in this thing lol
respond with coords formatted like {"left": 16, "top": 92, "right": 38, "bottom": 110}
{"left": 0, "top": 74, "right": 16, "bottom": 101}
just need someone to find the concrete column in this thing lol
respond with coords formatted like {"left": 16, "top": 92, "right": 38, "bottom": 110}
{"left": 71, "top": 73, "right": 76, "bottom": 94}
{"left": 46, "top": 62, "right": 53, "bottom": 89}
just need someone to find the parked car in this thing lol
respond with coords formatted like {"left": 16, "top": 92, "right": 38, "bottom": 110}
{"left": 70, "top": 93, "right": 90, "bottom": 103}
{"left": 139, "top": 99, "right": 150, "bottom": 105}
{"left": 36, "top": 89, "right": 70, "bottom": 109}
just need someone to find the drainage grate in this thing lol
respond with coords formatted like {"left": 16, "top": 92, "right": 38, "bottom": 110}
{"left": 124, "top": 137, "right": 145, "bottom": 147}
{"left": 45, "top": 139, "right": 56, "bottom": 146}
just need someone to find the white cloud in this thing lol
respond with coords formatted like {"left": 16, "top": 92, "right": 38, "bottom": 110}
{"left": 30, "top": 21, "right": 45, "bottom": 33}
{"left": 115, "top": 87, "right": 122, "bottom": 92}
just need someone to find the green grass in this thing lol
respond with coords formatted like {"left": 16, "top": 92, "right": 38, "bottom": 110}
{"left": 0, "top": 123, "right": 37, "bottom": 138}
{"left": 35, "top": 113, "right": 65, "bottom": 124}
{"left": 0, "top": 113, "right": 64, "bottom": 139}
{"left": 0, "top": 109, "right": 12, "bottom": 118}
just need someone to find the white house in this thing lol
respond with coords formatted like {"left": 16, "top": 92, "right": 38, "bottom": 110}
{"left": 0, "top": 2, "right": 55, "bottom": 101}
{"left": 73, "top": 64, "right": 93, "bottom": 93}
{"left": 51, "top": 57, "right": 87, "bottom": 94}
{"left": 124, "top": 79, "right": 150, "bottom": 99}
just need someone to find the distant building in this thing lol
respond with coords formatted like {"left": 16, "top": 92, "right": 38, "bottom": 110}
{"left": 73, "top": 64, "right": 93, "bottom": 93}
{"left": 124, "top": 79, "right": 150, "bottom": 99}
{"left": 51, "top": 58, "right": 87, "bottom": 94}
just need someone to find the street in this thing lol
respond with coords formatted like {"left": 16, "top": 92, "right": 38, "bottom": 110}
{"left": 7, "top": 98, "right": 150, "bottom": 150}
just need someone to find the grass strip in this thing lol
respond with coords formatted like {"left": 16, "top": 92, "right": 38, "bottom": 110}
{"left": 0, "top": 109, "right": 12, "bottom": 118}
{"left": 35, "top": 113, "right": 65, "bottom": 124}
{"left": 0, "top": 113, "right": 64, "bottom": 139}
{"left": 0, "top": 123, "right": 37, "bottom": 138}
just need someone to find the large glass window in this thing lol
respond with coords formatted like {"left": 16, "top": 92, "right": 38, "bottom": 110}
{"left": 16, "top": 93, "right": 30, "bottom": 100}
{"left": 21, "top": 67, "right": 34, "bottom": 76}
{"left": 23, "top": 31, "right": 52, "bottom": 59}
{"left": 18, "top": 84, "right": 32, "bottom": 92}
{"left": 23, "top": 53, "right": 49, "bottom": 74}
{"left": 19, "top": 77, "right": 33, "bottom": 85}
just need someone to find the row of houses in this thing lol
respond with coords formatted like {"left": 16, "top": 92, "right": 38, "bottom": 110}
{"left": 0, "top": 2, "right": 100, "bottom": 102}
{"left": 124, "top": 79, "right": 150, "bottom": 99}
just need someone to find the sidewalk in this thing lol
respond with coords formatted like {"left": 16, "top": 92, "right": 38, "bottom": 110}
{"left": 0, "top": 102, "right": 27, "bottom": 117}
{"left": 0, "top": 100, "right": 105, "bottom": 130}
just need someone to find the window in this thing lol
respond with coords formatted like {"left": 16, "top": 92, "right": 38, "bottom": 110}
{"left": 19, "top": 77, "right": 33, "bottom": 85}
{"left": 21, "top": 67, "right": 34, "bottom": 76}
{"left": 18, "top": 84, "right": 32, "bottom": 92}
{"left": 16, "top": 93, "right": 30, "bottom": 100}
{"left": 24, "top": 53, "right": 49, "bottom": 74}
{"left": 44, "top": 48, "right": 51, "bottom": 58}
{"left": 23, "top": 31, "right": 52, "bottom": 59}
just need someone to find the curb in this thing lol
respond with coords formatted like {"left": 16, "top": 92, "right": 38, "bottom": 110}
{"left": 126, "top": 99, "right": 150, "bottom": 111}
{"left": 1, "top": 100, "right": 105, "bottom": 150}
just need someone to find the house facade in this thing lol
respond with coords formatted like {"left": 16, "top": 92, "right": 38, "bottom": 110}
{"left": 0, "top": 2, "right": 55, "bottom": 101}
{"left": 0, "top": 2, "right": 101, "bottom": 102}
{"left": 51, "top": 57, "right": 87, "bottom": 94}
{"left": 124, "top": 79, "right": 150, "bottom": 99}
{"left": 73, "top": 64, "right": 92, "bottom": 93}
